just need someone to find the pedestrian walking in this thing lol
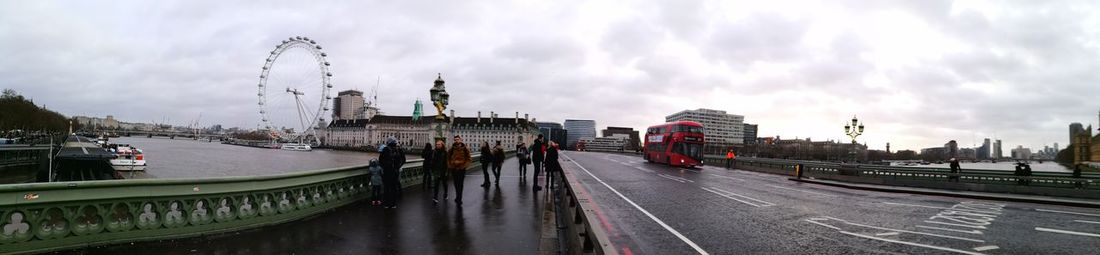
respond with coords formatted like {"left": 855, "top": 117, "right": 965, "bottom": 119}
{"left": 431, "top": 140, "right": 450, "bottom": 204}
{"left": 421, "top": 143, "right": 434, "bottom": 191}
{"left": 1074, "top": 164, "right": 1084, "bottom": 188}
{"left": 368, "top": 159, "right": 383, "bottom": 206}
{"left": 725, "top": 149, "right": 735, "bottom": 169}
{"left": 480, "top": 141, "right": 493, "bottom": 188}
{"left": 517, "top": 143, "right": 529, "bottom": 177}
{"left": 379, "top": 137, "right": 406, "bottom": 209}
{"left": 948, "top": 158, "right": 960, "bottom": 182}
{"left": 491, "top": 140, "right": 505, "bottom": 185}
{"left": 531, "top": 135, "right": 545, "bottom": 191}
{"left": 545, "top": 141, "right": 562, "bottom": 190}
{"left": 448, "top": 135, "right": 472, "bottom": 205}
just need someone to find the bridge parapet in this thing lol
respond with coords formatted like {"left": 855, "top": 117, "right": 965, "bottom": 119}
{"left": 0, "top": 152, "right": 497, "bottom": 255}
{"left": 703, "top": 156, "right": 1100, "bottom": 199}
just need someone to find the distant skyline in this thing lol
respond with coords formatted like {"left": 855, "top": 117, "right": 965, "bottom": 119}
{"left": 2, "top": 0, "right": 1098, "bottom": 151}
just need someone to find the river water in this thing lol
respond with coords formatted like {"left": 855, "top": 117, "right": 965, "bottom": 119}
{"left": 112, "top": 137, "right": 418, "bottom": 179}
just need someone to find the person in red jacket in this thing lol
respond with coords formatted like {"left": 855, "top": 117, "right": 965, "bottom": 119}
{"left": 725, "top": 149, "right": 736, "bottom": 169}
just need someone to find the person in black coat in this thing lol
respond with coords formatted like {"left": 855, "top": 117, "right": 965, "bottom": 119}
{"left": 379, "top": 137, "right": 406, "bottom": 208}
{"left": 491, "top": 140, "right": 505, "bottom": 184}
{"left": 430, "top": 140, "right": 450, "bottom": 203}
{"left": 480, "top": 141, "right": 493, "bottom": 188}
{"left": 531, "top": 135, "right": 545, "bottom": 191}
{"left": 545, "top": 141, "right": 562, "bottom": 189}
{"left": 948, "top": 158, "right": 960, "bottom": 181}
{"left": 421, "top": 143, "right": 433, "bottom": 190}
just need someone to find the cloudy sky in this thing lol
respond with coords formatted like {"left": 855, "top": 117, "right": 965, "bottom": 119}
{"left": 2, "top": 0, "right": 1098, "bottom": 151}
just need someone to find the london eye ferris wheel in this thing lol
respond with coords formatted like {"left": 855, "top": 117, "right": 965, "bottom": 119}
{"left": 256, "top": 36, "right": 333, "bottom": 146}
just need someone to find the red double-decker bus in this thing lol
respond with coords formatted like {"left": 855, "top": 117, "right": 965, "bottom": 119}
{"left": 643, "top": 121, "right": 705, "bottom": 167}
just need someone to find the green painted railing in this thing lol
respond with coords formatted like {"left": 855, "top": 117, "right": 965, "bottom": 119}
{"left": 0, "top": 152, "right": 495, "bottom": 255}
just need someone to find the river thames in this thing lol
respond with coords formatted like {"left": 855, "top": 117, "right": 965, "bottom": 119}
{"left": 111, "top": 137, "right": 419, "bottom": 179}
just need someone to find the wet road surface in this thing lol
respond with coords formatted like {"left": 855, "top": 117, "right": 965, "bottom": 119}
{"left": 562, "top": 151, "right": 1100, "bottom": 255}
{"left": 65, "top": 157, "right": 546, "bottom": 255}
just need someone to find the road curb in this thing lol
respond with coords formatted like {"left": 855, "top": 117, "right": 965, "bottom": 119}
{"left": 789, "top": 177, "right": 1100, "bottom": 208}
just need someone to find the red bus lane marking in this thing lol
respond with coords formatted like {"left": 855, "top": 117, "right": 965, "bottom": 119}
{"left": 562, "top": 162, "right": 619, "bottom": 239}
{"left": 563, "top": 153, "right": 711, "bottom": 255}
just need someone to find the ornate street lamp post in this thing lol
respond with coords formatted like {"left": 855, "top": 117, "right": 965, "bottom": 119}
{"left": 429, "top": 73, "right": 450, "bottom": 143}
{"left": 843, "top": 115, "right": 865, "bottom": 163}
{"left": 844, "top": 115, "right": 864, "bottom": 144}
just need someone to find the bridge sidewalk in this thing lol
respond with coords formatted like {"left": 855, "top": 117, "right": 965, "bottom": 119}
{"left": 68, "top": 158, "right": 550, "bottom": 255}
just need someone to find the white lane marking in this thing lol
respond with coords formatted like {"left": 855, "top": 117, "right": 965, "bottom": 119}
{"left": 843, "top": 230, "right": 987, "bottom": 255}
{"left": 684, "top": 168, "right": 701, "bottom": 173}
{"left": 633, "top": 166, "right": 655, "bottom": 173}
{"left": 973, "top": 245, "right": 999, "bottom": 251}
{"left": 882, "top": 202, "right": 1002, "bottom": 215}
{"left": 658, "top": 174, "right": 687, "bottom": 183}
{"left": 1035, "top": 209, "right": 1100, "bottom": 217}
{"left": 764, "top": 184, "right": 839, "bottom": 197}
{"left": 707, "top": 174, "right": 746, "bottom": 182}
{"left": 661, "top": 174, "right": 694, "bottom": 183}
{"left": 562, "top": 153, "right": 711, "bottom": 255}
{"left": 803, "top": 218, "right": 841, "bottom": 230}
{"left": 924, "top": 220, "right": 987, "bottom": 230}
{"left": 875, "top": 232, "right": 900, "bottom": 236}
{"left": 706, "top": 187, "right": 775, "bottom": 207}
{"left": 701, "top": 187, "right": 766, "bottom": 207}
{"left": 916, "top": 225, "right": 984, "bottom": 235}
{"left": 1074, "top": 220, "right": 1100, "bottom": 224}
{"left": 1034, "top": 227, "right": 1100, "bottom": 238}
{"left": 816, "top": 217, "right": 985, "bottom": 243}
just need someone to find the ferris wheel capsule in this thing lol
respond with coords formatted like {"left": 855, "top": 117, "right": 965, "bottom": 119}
{"left": 303, "top": 37, "right": 310, "bottom": 41}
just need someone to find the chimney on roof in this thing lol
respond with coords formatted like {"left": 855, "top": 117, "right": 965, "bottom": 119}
{"left": 477, "top": 111, "right": 481, "bottom": 123}
{"left": 515, "top": 112, "right": 519, "bottom": 124}
{"left": 490, "top": 111, "right": 495, "bottom": 123}
{"left": 524, "top": 113, "right": 529, "bottom": 123}
{"left": 450, "top": 110, "right": 455, "bottom": 125}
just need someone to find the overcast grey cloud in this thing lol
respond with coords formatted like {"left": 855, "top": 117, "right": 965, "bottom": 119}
{"left": 1, "top": 0, "right": 1098, "bottom": 151}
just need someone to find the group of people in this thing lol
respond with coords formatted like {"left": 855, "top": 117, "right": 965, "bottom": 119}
{"left": 367, "top": 137, "right": 408, "bottom": 209}
{"left": 370, "top": 134, "right": 563, "bottom": 207}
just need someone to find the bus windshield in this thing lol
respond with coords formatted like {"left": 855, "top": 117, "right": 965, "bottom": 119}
{"left": 672, "top": 142, "right": 704, "bottom": 160}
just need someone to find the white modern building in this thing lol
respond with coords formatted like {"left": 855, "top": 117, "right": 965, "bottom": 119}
{"left": 583, "top": 135, "right": 628, "bottom": 152}
{"left": 1011, "top": 145, "right": 1033, "bottom": 160}
{"left": 665, "top": 108, "right": 745, "bottom": 146}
